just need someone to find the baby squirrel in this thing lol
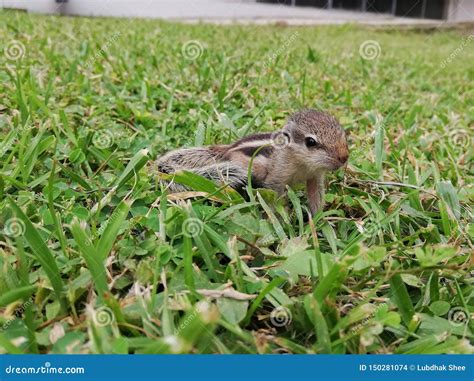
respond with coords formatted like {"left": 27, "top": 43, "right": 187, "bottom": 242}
{"left": 156, "top": 109, "right": 348, "bottom": 215}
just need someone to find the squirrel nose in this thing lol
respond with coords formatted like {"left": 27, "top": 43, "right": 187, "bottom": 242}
{"left": 339, "top": 153, "right": 348, "bottom": 164}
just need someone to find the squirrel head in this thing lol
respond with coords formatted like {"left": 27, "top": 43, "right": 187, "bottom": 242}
{"left": 278, "top": 109, "right": 349, "bottom": 173}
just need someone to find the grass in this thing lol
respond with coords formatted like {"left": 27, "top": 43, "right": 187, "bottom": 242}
{"left": 0, "top": 10, "right": 473, "bottom": 354}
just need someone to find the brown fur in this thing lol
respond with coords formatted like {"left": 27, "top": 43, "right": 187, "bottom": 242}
{"left": 155, "top": 109, "right": 348, "bottom": 215}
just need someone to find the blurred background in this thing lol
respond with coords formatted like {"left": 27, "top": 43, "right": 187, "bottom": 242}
{"left": 1, "top": 0, "right": 473, "bottom": 23}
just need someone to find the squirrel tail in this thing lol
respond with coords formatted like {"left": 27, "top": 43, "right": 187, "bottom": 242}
{"left": 159, "top": 162, "right": 253, "bottom": 193}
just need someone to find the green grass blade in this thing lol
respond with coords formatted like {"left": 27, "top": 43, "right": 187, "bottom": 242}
{"left": 70, "top": 219, "right": 109, "bottom": 300}
{"left": 374, "top": 118, "right": 385, "bottom": 179}
{"left": 304, "top": 295, "right": 331, "bottom": 353}
{"left": 92, "top": 149, "right": 149, "bottom": 214}
{"left": 96, "top": 198, "right": 133, "bottom": 261}
{"left": 114, "top": 148, "right": 150, "bottom": 191}
{"left": 0, "top": 333, "right": 23, "bottom": 354}
{"left": 313, "top": 246, "right": 359, "bottom": 304}
{"left": 390, "top": 274, "right": 415, "bottom": 325}
{"left": 47, "top": 160, "right": 68, "bottom": 257}
{"left": 243, "top": 277, "right": 285, "bottom": 326}
{"left": 7, "top": 198, "right": 66, "bottom": 311}
{"left": 256, "top": 192, "right": 286, "bottom": 241}
{"left": 182, "top": 230, "right": 196, "bottom": 299}
{"left": 0, "top": 285, "right": 36, "bottom": 307}
{"left": 286, "top": 186, "right": 304, "bottom": 236}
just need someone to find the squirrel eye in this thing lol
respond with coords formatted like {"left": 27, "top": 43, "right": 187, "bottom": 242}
{"left": 305, "top": 137, "right": 321, "bottom": 148}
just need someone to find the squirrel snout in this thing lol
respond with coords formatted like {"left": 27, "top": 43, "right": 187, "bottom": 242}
{"left": 338, "top": 153, "right": 349, "bottom": 164}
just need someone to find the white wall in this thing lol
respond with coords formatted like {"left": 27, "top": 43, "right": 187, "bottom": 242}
{"left": 448, "top": 0, "right": 474, "bottom": 21}
{"left": 1, "top": 0, "right": 60, "bottom": 14}
{"left": 2, "top": 0, "right": 474, "bottom": 21}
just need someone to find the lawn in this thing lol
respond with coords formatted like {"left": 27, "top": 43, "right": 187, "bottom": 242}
{"left": 0, "top": 10, "right": 472, "bottom": 354}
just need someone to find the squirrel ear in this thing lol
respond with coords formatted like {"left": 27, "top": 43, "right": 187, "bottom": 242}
{"left": 282, "top": 121, "right": 296, "bottom": 133}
